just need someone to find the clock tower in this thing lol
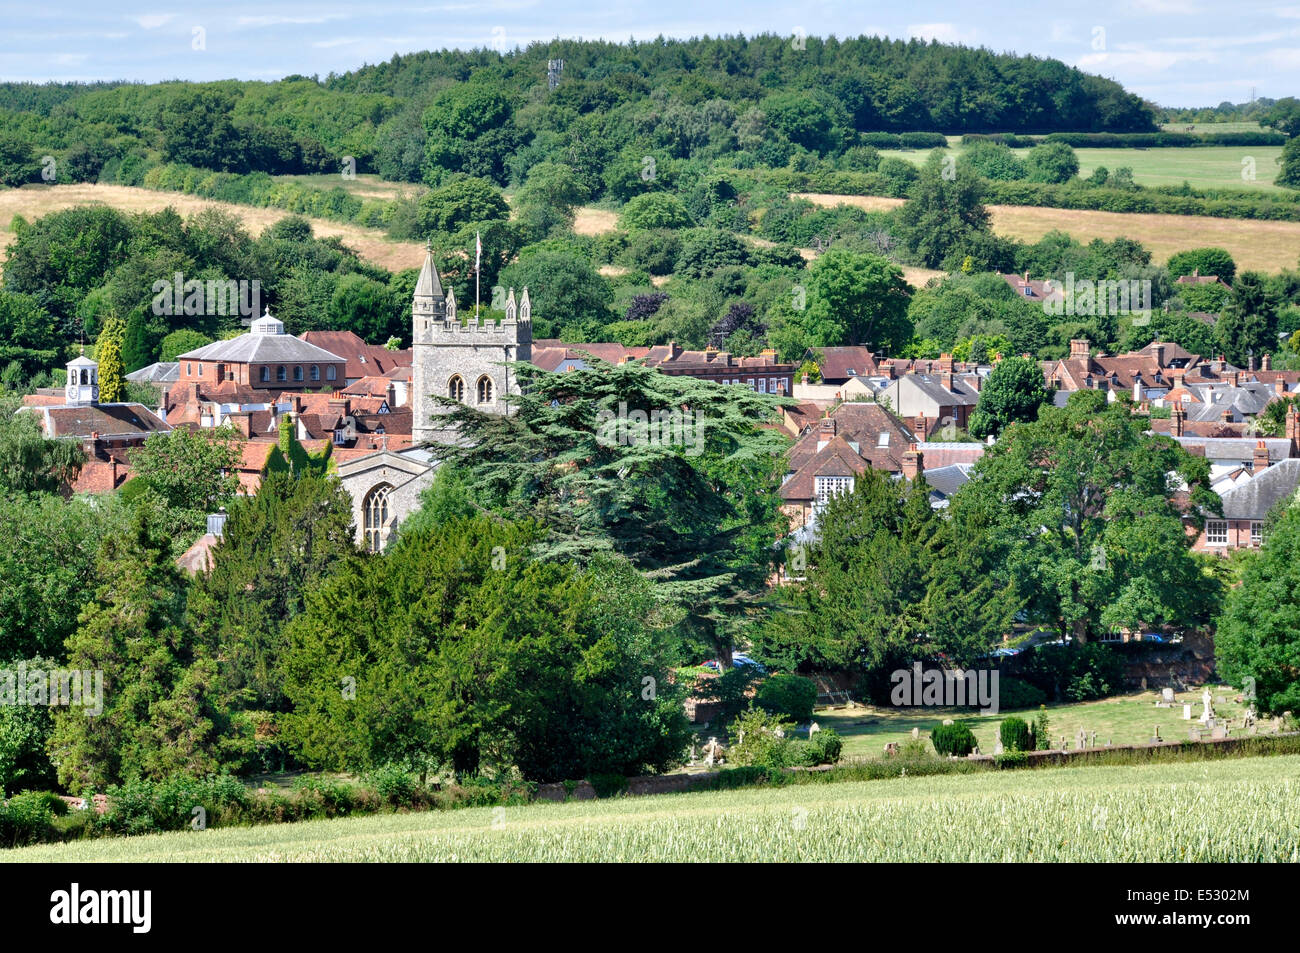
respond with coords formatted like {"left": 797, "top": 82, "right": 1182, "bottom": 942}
{"left": 65, "top": 353, "right": 100, "bottom": 406}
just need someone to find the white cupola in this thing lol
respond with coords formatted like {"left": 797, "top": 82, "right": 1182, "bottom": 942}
{"left": 65, "top": 353, "right": 99, "bottom": 406}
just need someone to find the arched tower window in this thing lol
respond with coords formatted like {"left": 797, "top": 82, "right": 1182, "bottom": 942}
{"left": 477, "top": 375, "right": 493, "bottom": 404}
{"left": 448, "top": 375, "right": 465, "bottom": 401}
{"left": 363, "top": 484, "right": 393, "bottom": 552}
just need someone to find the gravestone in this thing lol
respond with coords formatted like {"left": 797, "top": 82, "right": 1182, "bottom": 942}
{"left": 1216, "top": 695, "right": 1226, "bottom": 705}
{"left": 1199, "top": 687, "right": 1214, "bottom": 724}
{"left": 911, "top": 727, "right": 920, "bottom": 740}
{"left": 1189, "top": 725, "right": 1201, "bottom": 741}
{"left": 942, "top": 719, "right": 954, "bottom": 726}
{"left": 1183, "top": 704, "right": 1192, "bottom": 720}
{"left": 1211, "top": 725, "right": 1228, "bottom": 740}
{"left": 809, "top": 721, "right": 821, "bottom": 737}
{"left": 689, "top": 742, "right": 697, "bottom": 766}
{"left": 1162, "top": 687, "right": 1175, "bottom": 703}
{"left": 1077, "top": 728, "right": 1087, "bottom": 750}
{"left": 1150, "top": 725, "right": 1161, "bottom": 743}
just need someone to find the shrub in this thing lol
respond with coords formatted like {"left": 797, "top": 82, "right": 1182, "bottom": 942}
{"left": 0, "top": 792, "right": 58, "bottom": 847}
{"left": 1032, "top": 707, "right": 1052, "bottom": 750}
{"left": 899, "top": 132, "right": 949, "bottom": 149}
{"left": 756, "top": 674, "right": 817, "bottom": 723}
{"left": 587, "top": 773, "right": 630, "bottom": 798}
{"left": 931, "top": 721, "right": 977, "bottom": 757}
{"left": 619, "top": 192, "right": 693, "bottom": 230}
{"left": 727, "top": 708, "right": 796, "bottom": 768}
{"left": 999, "top": 716, "right": 1033, "bottom": 752}
{"left": 367, "top": 763, "right": 418, "bottom": 807}
{"left": 998, "top": 676, "right": 1047, "bottom": 710}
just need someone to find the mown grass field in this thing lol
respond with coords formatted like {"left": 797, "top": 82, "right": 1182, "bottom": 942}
{"left": 888, "top": 142, "right": 1286, "bottom": 192}
{"left": 793, "top": 192, "right": 1300, "bottom": 273}
{"left": 808, "top": 686, "right": 1251, "bottom": 760}
{"left": 0, "top": 183, "right": 428, "bottom": 273}
{"left": 8, "top": 756, "right": 1298, "bottom": 862}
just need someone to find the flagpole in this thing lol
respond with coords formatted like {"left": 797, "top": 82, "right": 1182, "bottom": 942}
{"left": 475, "top": 231, "right": 481, "bottom": 319}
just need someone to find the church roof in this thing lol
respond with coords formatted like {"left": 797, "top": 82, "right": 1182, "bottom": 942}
{"left": 415, "top": 253, "right": 444, "bottom": 298}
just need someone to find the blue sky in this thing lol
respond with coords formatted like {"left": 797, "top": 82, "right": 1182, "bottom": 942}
{"left": 1, "top": 1, "right": 1297, "bottom": 107}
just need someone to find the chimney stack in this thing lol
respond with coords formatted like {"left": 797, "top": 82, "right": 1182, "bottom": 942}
{"left": 941, "top": 370, "right": 954, "bottom": 392}
{"left": 914, "top": 414, "right": 928, "bottom": 439}
{"left": 1070, "top": 339, "right": 1090, "bottom": 362}
{"left": 1262, "top": 353, "right": 1272, "bottom": 371}
{"left": 1254, "top": 440, "right": 1271, "bottom": 473}
{"left": 902, "top": 443, "right": 924, "bottom": 481}
{"left": 1171, "top": 402, "right": 1185, "bottom": 437}
{"left": 1152, "top": 343, "right": 1165, "bottom": 367}
{"left": 1286, "top": 404, "right": 1300, "bottom": 456}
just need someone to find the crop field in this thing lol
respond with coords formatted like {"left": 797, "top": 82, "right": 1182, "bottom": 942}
{"left": 0, "top": 183, "right": 428, "bottom": 273}
{"left": 807, "top": 687, "right": 1251, "bottom": 760}
{"left": 7, "top": 756, "right": 1298, "bottom": 862}
{"left": 794, "top": 193, "right": 1300, "bottom": 273}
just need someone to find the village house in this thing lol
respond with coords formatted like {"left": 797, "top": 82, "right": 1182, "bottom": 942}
{"left": 298, "top": 330, "right": 412, "bottom": 386}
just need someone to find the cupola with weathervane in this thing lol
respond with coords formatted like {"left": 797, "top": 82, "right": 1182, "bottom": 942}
{"left": 65, "top": 352, "right": 99, "bottom": 406}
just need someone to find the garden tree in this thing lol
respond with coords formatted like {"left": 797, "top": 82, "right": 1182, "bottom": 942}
{"left": 187, "top": 471, "right": 357, "bottom": 712}
{"left": 0, "top": 494, "right": 115, "bottom": 661}
{"left": 1025, "top": 142, "right": 1079, "bottom": 183}
{"left": 159, "top": 329, "right": 212, "bottom": 363}
{"left": 49, "top": 505, "right": 226, "bottom": 788}
{"left": 0, "top": 657, "right": 59, "bottom": 792}
{"left": 805, "top": 249, "right": 912, "bottom": 353}
{"left": 128, "top": 424, "right": 243, "bottom": 516}
{"left": 619, "top": 192, "right": 694, "bottom": 231}
{"left": 708, "top": 302, "right": 765, "bottom": 352}
{"left": 1167, "top": 248, "right": 1237, "bottom": 285}
{"left": 0, "top": 291, "right": 60, "bottom": 380}
{"left": 282, "top": 516, "right": 690, "bottom": 780}
{"left": 968, "top": 356, "right": 1052, "bottom": 438}
{"left": 961, "top": 140, "right": 1028, "bottom": 180}
{"left": 433, "top": 361, "right": 789, "bottom": 664}
{"left": 954, "top": 390, "right": 1222, "bottom": 643}
{"left": 414, "top": 176, "right": 510, "bottom": 236}
{"left": 896, "top": 155, "right": 992, "bottom": 268}
{"left": 1215, "top": 499, "right": 1300, "bottom": 715}
{"left": 1278, "top": 136, "right": 1300, "bottom": 190}
{"left": 496, "top": 250, "right": 613, "bottom": 340}
{"left": 1215, "top": 302, "right": 1275, "bottom": 368}
{"left": 329, "top": 273, "right": 402, "bottom": 345}
{"left": 120, "top": 308, "right": 151, "bottom": 373}
{"left": 0, "top": 398, "right": 85, "bottom": 497}
{"left": 754, "top": 468, "right": 1017, "bottom": 690}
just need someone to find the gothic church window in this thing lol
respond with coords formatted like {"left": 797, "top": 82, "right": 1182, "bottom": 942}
{"left": 363, "top": 484, "right": 393, "bottom": 552}
{"left": 448, "top": 375, "right": 465, "bottom": 401}
{"left": 477, "top": 375, "right": 493, "bottom": 404}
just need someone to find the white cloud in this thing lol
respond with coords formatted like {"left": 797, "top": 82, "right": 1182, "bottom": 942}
{"left": 1129, "top": 0, "right": 1201, "bottom": 13}
{"left": 1078, "top": 49, "right": 1217, "bottom": 73}
{"left": 907, "top": 22, "right": 976, "bottom": 45}
{"left": 133, "top": 14, "right": 176, "bottom": 30}
{"left": 236, "top": 15, "right": 349, "bottom": 28}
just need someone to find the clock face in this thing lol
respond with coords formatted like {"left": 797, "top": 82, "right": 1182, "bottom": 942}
{"left": 66, "top": 383, "right": 76, "bottom": 398}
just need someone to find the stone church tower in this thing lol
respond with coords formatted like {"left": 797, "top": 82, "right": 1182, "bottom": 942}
{"left": 410, "top": 252, "right": 532, "bottom": 445}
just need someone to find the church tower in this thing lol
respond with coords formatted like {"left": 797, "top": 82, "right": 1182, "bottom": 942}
{"left": 410, "top": 251, "right": 532, "bottom": 446}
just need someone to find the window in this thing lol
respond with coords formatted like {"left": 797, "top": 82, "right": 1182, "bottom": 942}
{"left": 198, "top": 363, "right": 204, "bottom": 377}
{"left": 260, "top": 366, "right": 270, "bottom": 383}
{"left": 747, "top": 378, "right": 756, "bottom": 390}
{"left": 757, "top": 378, "right": 766, "bottom": 394}
{"left": 186, "top": 363, "right": 192, "bottom": 377}
{"left": 311, "top": 365, "right": 320, "bottom": 382}
{"left": 770, "top": 378, "right": 780, "bottom": 393}
{"left": 815, "top": 475, "right": 854, "bottom": 505}
{"left": 477, "top": 375, "right": 493, "bottom": 403}
{"left": 276, "top": 366, "right": 287, "bottom": 382}
{"left": 326, "top": 365, "right": 337, "bottom": 381}
{"left": 1206, "top": 520, "right": 1228, "bottom": 545}
{"left": 293, "top": 366, "right": 303, "bottom": 382}
{"left": 448, "top": 375, "right": 465, "bottom": 401}
{"left": 877, "top": 432, "right": 890, "bottom": 447}
{"left": 363, "top": 484, "right": 393, "bottom": 552}
{"left": 1251, "top": 521, "right": 1263, "bottom": 546}
{"left": 333, "top": 429, "right": 346, "bottom": 446}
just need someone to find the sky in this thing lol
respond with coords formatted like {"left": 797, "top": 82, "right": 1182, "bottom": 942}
{"left": 1, "top": 1, "right": 1297, "bottom": 107}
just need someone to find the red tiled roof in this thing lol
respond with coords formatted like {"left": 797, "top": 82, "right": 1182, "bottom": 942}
{"left": 780, "top": 435, "right": 871, "bottom": 502}
{"left": 809, "top": 346, "right": 879, "bottom": 382}
{"left": 299, "top": 331, "right": 412, "bottom": 380}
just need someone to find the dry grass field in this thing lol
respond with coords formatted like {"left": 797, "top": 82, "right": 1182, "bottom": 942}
{"left": 0, "top": 183, "right": 428, "bottom": 273}
{"left": 794, "top": 192, "right": 1300, "bottom": 273}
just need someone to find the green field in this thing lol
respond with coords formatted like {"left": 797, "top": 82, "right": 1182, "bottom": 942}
{"left": 888, "top": 144, "right": 1286, "bottom": 192}
{"left": 8, "top": 755, "right": 1298, "bottom": 862}
{"left": 810, "top": 686, "right": 1252, "bottom": 760}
